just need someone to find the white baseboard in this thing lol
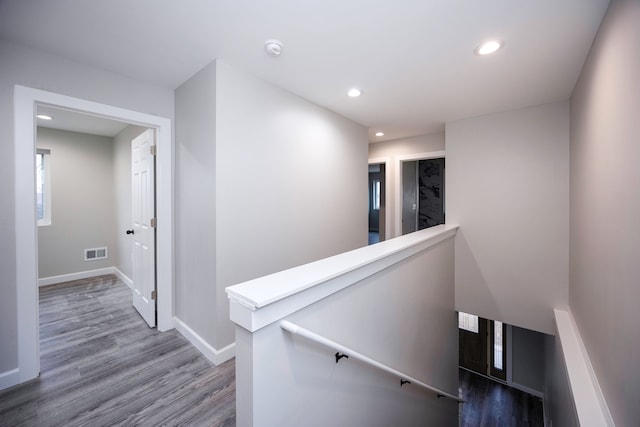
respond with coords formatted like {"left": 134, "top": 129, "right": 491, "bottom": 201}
{"left": 173, "top": 317, "right": 235, "bottom": 365}
{"left": 113, "top": 267, "right": 133, "bottom": 289}
{"left": 509, "top": 381, "right": 543, "bottom": 399}
{"left": 38, "top": 267, "right": 116, "bottom": 287}
{"left": 0, "top": 368, "right": 20, "bottom": 391}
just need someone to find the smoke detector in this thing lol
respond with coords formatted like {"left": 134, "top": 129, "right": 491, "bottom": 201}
{"left": 265, "top": 39, "right": 283, "bottom": 57}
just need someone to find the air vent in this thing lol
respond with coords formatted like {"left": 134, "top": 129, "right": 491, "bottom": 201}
{"left": 84, "top": 247, "right": 108, "bottom": 261}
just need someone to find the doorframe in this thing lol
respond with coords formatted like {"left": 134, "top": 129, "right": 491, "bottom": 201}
{"left": 367, "top": 157, "right": 391, "bottom": 241}
{"left": 394, "top": 151, "right": 445, "bottom": 237}
{"left": 14, "top": 85, "right": 174, "bottom": 384}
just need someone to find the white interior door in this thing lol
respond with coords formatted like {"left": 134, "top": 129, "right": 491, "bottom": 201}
{"left": 131, "top": 129, "right": 156, "bottom": 327}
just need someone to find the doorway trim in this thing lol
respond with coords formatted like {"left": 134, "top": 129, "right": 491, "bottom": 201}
{"left": 394, "top": 151, "right": 445, "bottom": 237}
{"left": 14, "top": 85, "right": 174, "bottom": 384}
{"left": 367, "top": 157, "right": 391, "bottom": 241}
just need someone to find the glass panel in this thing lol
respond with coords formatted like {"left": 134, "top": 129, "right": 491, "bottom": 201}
{"left": 372, "top": 180, "right": 381, "bottom": 210}
{"left": 36, "top": 153, "right": 45, "bottom": 221}
{"left": 494, "top": 321, "right": 503, "bottom": 370}
{"left": 458, "top": 312, "right": 479, "bottom": 333}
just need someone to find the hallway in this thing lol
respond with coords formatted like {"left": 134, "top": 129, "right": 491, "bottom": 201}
{"left": 0, "top": 276, "right": 235, "bottom": 426}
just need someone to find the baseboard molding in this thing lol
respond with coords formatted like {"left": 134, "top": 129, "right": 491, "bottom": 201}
{"left": 0, "top": 368, "right": 20, "bottom": 391}
{"left": 38, "top": 267, "right": 116, "bottom": 287}
{"left": 173, "top": 318, "right": 235, "bottom": 365}
{"left": 113, "top": 267, "right": 133, "bottom": 289}
{"left": 509, "top": 381, "right": 543, "bottom": 399}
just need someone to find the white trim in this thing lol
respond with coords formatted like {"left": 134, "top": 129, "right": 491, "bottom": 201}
{"left": 227, "top": 224, "right": 458, "bottom": 332}
{"left": 38, "top": 267, "right": 115, "bottom": 287}
{"left": 173, "top": 318, "right": 236, "bottom": 365}
{"left": 368, "top": 157, "right": 391, "bottom": 241}
{"left": 0, "top": 369, "right": 20, "bottom": 391}
{"left": 13, "top": 85, "right": 174, "bottom": 388}
{"left": 394, "top": 151, "right": 446, "bottom": 237}
{"left": 113, "top": 267, "right": 134, "bottom": 290}
{"left": 554, "top": 309, "right": 614, "bottom": 426}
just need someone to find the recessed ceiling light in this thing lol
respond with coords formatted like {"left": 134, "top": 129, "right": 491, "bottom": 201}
{"left": 475, "top": 40, "right": 503, "bottom": 56}
{"left": 347, "top": 88, "right": 362, "bottom": 97}
{"left": 36, "top": 114, "right": 53, "bottom": 120}
{"left": 375, "top": 131, "right": 384, "bottom": 137}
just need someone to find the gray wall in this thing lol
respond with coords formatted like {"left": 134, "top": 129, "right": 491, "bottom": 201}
{"left": 446, "top": 102, "right": 570, "bottom": 335}
{"left": 0, "top": 39, "right": 174, "bottom": 374}
{"left": 569, "top": 0, "right": 640, "bottom": 424}
{"left": 113, "top": 125, "right": 148, "bottom": 280}
{"left": 36, "top": 128, "right": 116, "bottom": 278}
{"left": 175, "top": 60, "right": 368, "bottom": 352}
{"left": 510, "top": 326, "right": 545, "bottom": 394}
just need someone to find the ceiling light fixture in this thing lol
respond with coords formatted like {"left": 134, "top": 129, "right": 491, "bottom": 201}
{"left": 347, "top": 88, "right": 362, "bottom": 97}
{"left": 475, "top": 40, "right": 503, "bottom": 56}
{"left": 36, "top": 114, "right": 53, "bottom": 120}
{"left": 375, "top": 131, "right": 384, "bottom": 137}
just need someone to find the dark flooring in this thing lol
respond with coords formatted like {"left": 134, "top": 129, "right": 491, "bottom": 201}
{"left": 368, "top": 231, "right": 380, "bottom": 245}
{"left": 0, "top": 275, "right": 235, "bottom": 427}
{"left": 459, "top": 368, "right": 544, "bottom": 427}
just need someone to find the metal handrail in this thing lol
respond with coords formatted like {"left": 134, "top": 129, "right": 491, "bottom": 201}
{"left": 280, "top": 320, "right": 464, "bottom": 403}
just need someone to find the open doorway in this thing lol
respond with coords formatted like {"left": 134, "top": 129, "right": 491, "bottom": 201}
{"left": 14, "top": 86, "right": 173, "bottom": 385}
{"left": 368, "top": 163, "right": 385, "bottom": 244}
{"left": 401, "top": 158, "right": 445, "bottom": 235}
{"left": 395, "top": 151, "right": 445, "bottom": 236}
{"left": 368, "top": 157, "right": 391, "bottom": 244}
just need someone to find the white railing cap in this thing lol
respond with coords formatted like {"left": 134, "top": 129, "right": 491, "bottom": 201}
{"left": 226, "top": 224, "right": 458, "bottom": 332}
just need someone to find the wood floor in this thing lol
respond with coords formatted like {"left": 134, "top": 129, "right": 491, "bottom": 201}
{"left": 0, "top": 275, "right": 235, "bottom": 427}
{"left": 459, "top": 368, "right": 544, "bottom": 427}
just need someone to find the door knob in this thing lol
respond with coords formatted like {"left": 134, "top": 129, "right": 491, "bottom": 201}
{"left": 126, "top": 229, "right": 134, "bottom": 235}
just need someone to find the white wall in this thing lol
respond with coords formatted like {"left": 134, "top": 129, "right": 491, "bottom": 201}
{"left": 215, "top": 61, "right": 368, "bottom": 348}
{"left": 175, "top": 60, "right": 368, "bottom": 355}
{"left": 368, "top": 133, "right": 445, "bottom": 238}
{"left": 36, "top": 128, "right": 116, "bottom": 278}
{"left": 113, "top": 125, "right": 148, "bottom": 280}
{"left": 544, "top": 333, "right": 578, "bottom": 427}
{"left": 446, "top": 101, "right": 570, "bottom": 335}
{"left": 175, "top": 61, "right": 219, "bottom": 347}
{"left": 0, "top": 39, "right": 173, "bottom": 375}
{"left": 235, "top": 235, "right": 459, "bottom": 426}
{"left": 569, "top": 0, "right": 640, "bottom": 424}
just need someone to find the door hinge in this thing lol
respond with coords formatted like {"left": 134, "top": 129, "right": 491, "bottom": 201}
{"left": 150, "top": 145, "right": 157, "bottom": 156}
{"left": 151, "top": 290, "right": 157, "bottom": 300}
{"left": 150, "top": 218, "right": 157, "bottom": 228}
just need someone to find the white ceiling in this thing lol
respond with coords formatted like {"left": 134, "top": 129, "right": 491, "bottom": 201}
{"left": 0, "top": 0, "right": 609, "bottom": 142}
{"left": 36, "top": 105, "right": 130, "bottom": 137}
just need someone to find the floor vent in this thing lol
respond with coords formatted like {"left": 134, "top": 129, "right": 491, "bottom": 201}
{"left": 85, "top": 247, "right": 108, "bottom": 261}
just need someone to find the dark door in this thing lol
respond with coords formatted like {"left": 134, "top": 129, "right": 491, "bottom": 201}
{"left": 459, "top": 316, "right": 488, "bottom": 374}
{"left": 417, "top": 158, "right": 445, "bottom": 229}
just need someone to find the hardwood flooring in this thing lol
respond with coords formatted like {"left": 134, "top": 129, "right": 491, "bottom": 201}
{"left": 0, "top": 275, "right": 235, "bottom": 427}
{"left": 459, "top": 368, "right": 544, "bottom": 427}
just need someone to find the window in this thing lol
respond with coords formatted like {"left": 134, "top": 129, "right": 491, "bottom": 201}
{"left": 372, "top": 179, "right": 381, "bottom": 210}
{"left": 458, "top": 312, "right": 479, "bottom": 333}
{"left": 493, "top": 320, "right": 504, "bottom": 370}
{"left": 36, "top": 148, "right": 51, "bottom": 226}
